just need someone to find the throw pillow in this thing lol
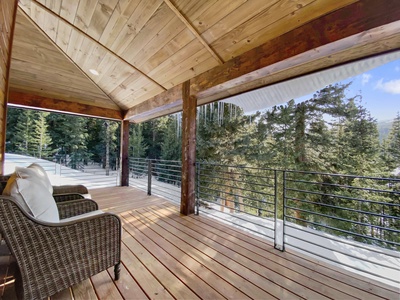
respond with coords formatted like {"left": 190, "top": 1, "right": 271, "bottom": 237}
{"left": 3, "top": 166, "right": 59, "bottom": 222}
{"left": 27, "top": 163, "right": 53, "bottom": 194}
{"left": 2, "top": 172, "right": 32, "bottom": 214}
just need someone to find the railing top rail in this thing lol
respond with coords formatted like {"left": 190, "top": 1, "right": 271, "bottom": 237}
{"left": 197, "top": 161, "right": 278, "bottom": 172}
{"left": 284, "top": 169, "right": 400, "bottom": 182}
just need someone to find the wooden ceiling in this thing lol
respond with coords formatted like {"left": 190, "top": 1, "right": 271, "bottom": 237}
{"left": 7, "top": 0, "right": 400, "bottom": 122}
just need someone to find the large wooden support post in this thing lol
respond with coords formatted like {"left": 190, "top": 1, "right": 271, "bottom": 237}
{"left": 120, "top": 120, "right": 130, "bottom": 186}
{"left": 180, "top": 81, "right": 197, "bottom": 215}
{"left": 0, "top": 0, "right": 18, "bottom": 175}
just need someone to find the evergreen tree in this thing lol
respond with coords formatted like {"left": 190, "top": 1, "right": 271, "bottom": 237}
{"left": 383, "top": 112, "right": 400, "bottom": 172}
{"left": 338, "top": 98, "right": 381, "bottom": 175}
{"left": 47, "top": 114, "right": 89, "bottom": 168}
{"left": 160, "top": 115, "right": 181, "bottom": 161}
{"left": 13, "top": 109, "right": 36, "bottom": 156}
{"left": 31, "top": 111, "right": 52, "bottom": 158}
{"left": 130, "top": 123, "right": 147, "bottom": 158}
{"left": 6, "top": 107, "right": 23, "bottom": 153}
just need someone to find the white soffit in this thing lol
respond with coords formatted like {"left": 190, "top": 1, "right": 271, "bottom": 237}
{"left": 221, "top": 50, "right": 400, "bottom": 113}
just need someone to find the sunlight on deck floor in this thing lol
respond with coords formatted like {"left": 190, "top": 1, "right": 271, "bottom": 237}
{"left": 1, "top": 186, "right": 398, "bottom": 299}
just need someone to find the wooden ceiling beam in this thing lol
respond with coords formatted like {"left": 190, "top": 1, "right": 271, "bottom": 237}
{"left": 8, "top": 91, "right": 123, "bottom": 120}
{"left": 163, "top": 0, "right": 224, "bottom": 65}
{"left": 125, "top": 0, "right": 400, "bottom": 122}
{"left": 30, "top": 0, "right": 167, "bottom": 92}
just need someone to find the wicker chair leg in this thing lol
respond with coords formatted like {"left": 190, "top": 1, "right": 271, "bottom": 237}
{"left": 114, "top": 262, "right": 121, "bottom": 280}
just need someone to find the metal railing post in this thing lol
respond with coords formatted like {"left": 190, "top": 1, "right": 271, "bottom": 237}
{"left": 274, "top": 170, "right": 279, "bottom": 249}
{"left": 195, "top": 162, "right": 200, "bottom": 215}
{"left": 147, "top": 160, "right": 152, "bottom": 196}
{"left": 282, "top": 170, "right": 286, "bottom": 252}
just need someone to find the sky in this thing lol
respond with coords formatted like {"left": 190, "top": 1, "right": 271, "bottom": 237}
{"left": 343, "top": 59, "right": 400, "bottom": 121}
{"left": 296, "top": 59, "right": 400, "bottom": 122}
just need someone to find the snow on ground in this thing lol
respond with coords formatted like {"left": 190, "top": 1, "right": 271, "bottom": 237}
{"left": 6, "top": 154, "right": 400, "bottom": 288}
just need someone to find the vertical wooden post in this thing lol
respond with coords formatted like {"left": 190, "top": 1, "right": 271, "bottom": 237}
{"left": 120, "top": 120, "right": 130, "bottom": 186}
{"left": 0, "top": 0, "right": 18, "bottom": 175}
{"left": 180, "top": 81, "right": 197, "bottom": 215}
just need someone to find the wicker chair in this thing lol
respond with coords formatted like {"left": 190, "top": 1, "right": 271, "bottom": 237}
{"left": 0, "top": 174, "right": 90, "bottom": 205}
{"left": 0, "top": 195, "right": 121, "bottom": 299}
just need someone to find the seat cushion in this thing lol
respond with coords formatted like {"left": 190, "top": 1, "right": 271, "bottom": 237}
{"left": 59, "top": 210, "right": 104, "bottom": 223}
{"left": 2, "top": 166, "right": 59, "bottom": 222}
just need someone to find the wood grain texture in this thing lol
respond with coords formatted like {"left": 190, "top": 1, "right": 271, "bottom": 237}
{"left": 128, "top": 0, "right": 400, "bottom": 122}
{"left": 0, "top": 0, "right": 18, "bottom": 175}
{"left": 180, "top": 81, "right": 196, "bottom": 215}
{"left": 10, "top": 9, "right": 116, "bottom": 109}
{"left": 4, "top": 186, "right": 394, "bottom": 298}
{"left": 1, "top": 0, "right": 397, "bottom": 126}
{"left": 8, "top": 91, "right": 123, "bottom": 120}
{"left": 120, "top": 120, "right": 130, "bottom": 186}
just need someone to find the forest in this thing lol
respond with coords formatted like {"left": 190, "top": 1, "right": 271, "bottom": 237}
{"left": 5, "top": 82, "right": 400, "bottom": 176}
{"left": 5, "top": 83, "right": 400, "bottom": 249}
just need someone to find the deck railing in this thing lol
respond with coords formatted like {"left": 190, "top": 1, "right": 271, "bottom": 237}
{"left": 129, "top": 158, "right": 400, "bottom": 287}
{"left": 129, "top": 158, "right": 181, "bottom": 203}
{"left": 4, "top": 153, "right": 119, "bottom": 188}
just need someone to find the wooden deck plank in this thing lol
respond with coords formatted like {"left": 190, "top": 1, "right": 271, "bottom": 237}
{"left": 141, "top": 204, "right": 351, "bottom": 300}
{"left": 157, "top": 203, "right": 398, "bottom": 300}
{"left": 90, "top": 270, "right": 123, "bottom": 300}
{"left": 120, "top": 241, "right": 175, "bottom": 300}
{"left": 122, "top": 209, "right": 249, "bottom": 299}
{"left": 106, "top": 263, "right": 149, "bottom": 300}
{"left": 122, "top": 212, "right": 226, "bottom": 299}
{"left": 127, "top": 207, "right": 293, "bottom": 299}
{"left": 123, "top": 230, "right": 198, "bottom": 299}
{"left": 71, "top": 279, "right": 98, "bottom": 300}
{"left": 50, "top": 287, "right": 73, "bottom": 300}
{"left": 2, "top": 186, "right": 396, "bottom": 299}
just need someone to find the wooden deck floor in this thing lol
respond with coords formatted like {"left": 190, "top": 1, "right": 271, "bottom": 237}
{"left": 1, "top": 186, "right": 399, "bottom": 299}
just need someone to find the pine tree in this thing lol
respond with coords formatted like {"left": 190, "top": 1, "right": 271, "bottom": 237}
{"left": 160, "top": 115, "right": 181, "bottom": 161}
{"left": 31, "top": 111, "right": 52, "bottom": 158}
{"left": 47, "top": 114, "right": 89, "bottom": 168}
{"left": 13, "top": 109, "right": 36, "bottom": 156}
{"left": 383, "top": 112, "right": 400, "bottom": 172}
{"left": 130, "top": 123, "right": 147, "bottom": 158}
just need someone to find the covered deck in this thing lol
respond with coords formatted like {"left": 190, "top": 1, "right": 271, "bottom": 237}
{"left": 2, "top": 186, "right": 397, "bottom": 299}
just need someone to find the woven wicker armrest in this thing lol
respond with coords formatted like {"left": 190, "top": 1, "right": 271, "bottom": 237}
{"left": 57, "top": 198, "right": 99, "bottom": 219}
{"left": 53, "top": 193, "right": 85, "bottom": 203}
{"left": 52, "top": 184, "right": 89, "bottom": 195}
{"left": 0, "top": 196, "right": 121, "bottom": 300}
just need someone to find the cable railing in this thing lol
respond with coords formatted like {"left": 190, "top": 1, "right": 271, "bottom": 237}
{"left": 129, "top": 158, "right": 181, "bottom": 203}
{"left": 282, "top": 170, "right": 399, "bottom": 251}
{"left": 196, "top": 162, "right": 279, "bottom": 245}
{"left": 128, "top": 158, "right": 399, "bottom": 286}
{"left": 6, "top": 154, "right": 398, "bottom": 285}
{"left": 281, "top": 170, "right": 400, "bottom": 286}
{"left": 4, "top": 153, "right": 119, "bottom": 188}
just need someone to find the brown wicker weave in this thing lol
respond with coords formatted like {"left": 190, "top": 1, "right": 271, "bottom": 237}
{"left": 0, "top": 196, "right": 121, "bottom": 300}
{"left": 52, "top": 184, "right": 89, "bottom": 195}
{"left": 57, "top": 198, "right": 98, "bottom": 219}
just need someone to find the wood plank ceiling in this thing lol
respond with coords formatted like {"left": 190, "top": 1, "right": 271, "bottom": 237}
{"left": 7, "top": 0, "right": 400, "bottom": 122}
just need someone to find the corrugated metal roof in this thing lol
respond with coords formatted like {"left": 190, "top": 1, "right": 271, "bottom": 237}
{"left": 222, "top": 51, "right": 400, "bottom": 113}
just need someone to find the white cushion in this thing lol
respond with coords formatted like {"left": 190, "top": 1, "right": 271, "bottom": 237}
{"left": 27, "top": 163, "right": 53, "bottom": 194}
{"left": 59, "top": 210, "right": 104, "bottom": 223}
{"left": 2, "top": 166, "right": 59, "bottom": 222}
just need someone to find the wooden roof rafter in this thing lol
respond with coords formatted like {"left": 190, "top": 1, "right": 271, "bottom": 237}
{"left": 6, "top": 0, "right": 400, "bottom": 123}
{"left": 30, "top": 0, "right": 167, "bottom": 92}
{"left": 162, "top": 0, "right": 224, "bottom": 65}
{"left": 125, "top": 0, "right": 400, "bottom": 123}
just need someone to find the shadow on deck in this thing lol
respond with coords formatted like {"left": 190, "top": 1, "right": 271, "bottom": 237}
{"left": 1, "top": 186, "right": 398, "bottom": 299}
